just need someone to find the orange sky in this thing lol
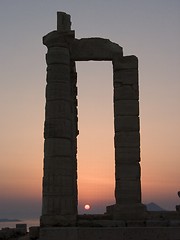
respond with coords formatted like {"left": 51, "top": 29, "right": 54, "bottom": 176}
{"left": 0, "top": 1, "right": 180, "bottom": 218}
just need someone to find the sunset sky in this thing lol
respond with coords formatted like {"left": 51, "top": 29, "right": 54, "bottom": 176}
{"left": 0, "top": 0, "right": 180, "bottom": 219}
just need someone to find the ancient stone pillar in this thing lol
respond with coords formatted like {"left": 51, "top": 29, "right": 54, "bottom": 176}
{"left": 40, "top": 12, "right": 78, "bottom": 227}
{"left": 108, "top": 55, "right": 146, "bottom": 219}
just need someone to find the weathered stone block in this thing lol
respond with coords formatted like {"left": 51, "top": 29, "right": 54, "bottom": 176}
{"left": 46, "top": 47, "right": 70, "bottom": 65}
{"left": 46, "top": 83, "right": 71, "bottom": 101}
{"left": 29, "top": 226, "right": 40, "bottom": 240}
{"left": 146, "top": 220, "right": 169, "bottom": 227}
{"left": 114, "top": 69, "right": 138, "bottom": 85}
{"left": 44, "top": 157, "right": 76, "bottom": 177}
{"left": 71, "top": 38, "right": 123, "bottom": 61}
{"left": 114, "top": 84, "right": 139, "bottom": 100}
{"left": 113, "top": 55, "right": 138, "bottom": 71}
{"left": 115, "top": 147, "right": 140, "bottom": 163}
{"left": 115, "top": 163, "right": 141, "bottom": 180}
{"left": 115, "top": 132, "right": 140, "bottom": 147}
{"left": 116, "top": 193, "right": 140, "bottom": 204}
{"left": 60, "top": 197, "right": 77, "bottom": 215}
{"left": 42, "top": 196, "right": 55, "bottom": 214}
{"left": 115, "top": 194, "right": 141, "bottom": 205}
{"left": 44, "top": 138, "right": 72, "bottom": 157}
{"left": 42, "top": 194, "right": 77, "bottom": 215}
{"left": 114, "top": 100, "right": 139, "bottom": 116}
{"left": 115, "top": 179, "right": 141, "bottom": 204}
{"left": 40, "top": 214, "right": 77, "bottom": 227}
{"left": 126, "top": 220, "right": 145, "bottom": 227}
{"left": 44, "top": 119, "right": 72, "bottom": 138}
{"left": 46, "top": 64, "right": 70, "bottom": 83}
{"left": 43, "top": 175, "right": 75, "bottom": 196}
{"left": 115, "top": 116, "right": 139, "bottom": 132}
{"left": 45, "top": 100, "right": 71, "bottom": 119}
{"left": 107, "top": 203, "right": 146, "bottom": 220}
{"left": 44, "top": 160, "right": 77, "bottom": 179}
{"left": 16, "top": 224, "right": 27, "bottom": 234}
{"left": 115, "top": 186, "right": 141, "bottom": 200}
{"left": 44, "top": 156, "right": 75, "bottom": 169}
{"left": 176, "top": 205, "right": 180, "bottom": 212}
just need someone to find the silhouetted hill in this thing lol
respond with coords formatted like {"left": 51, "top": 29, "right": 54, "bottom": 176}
{"left": 146, "top": 202, "right": 166, "bottom": 211}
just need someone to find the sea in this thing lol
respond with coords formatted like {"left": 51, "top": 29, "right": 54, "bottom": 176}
{"left": 0, "top": 219, "right": 39, "bottom": 231}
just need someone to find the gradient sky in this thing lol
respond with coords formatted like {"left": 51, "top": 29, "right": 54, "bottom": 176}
{"left": 0, "top": 0, "right": 180, "bottom": 219}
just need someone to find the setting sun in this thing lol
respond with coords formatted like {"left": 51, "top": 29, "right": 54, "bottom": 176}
{"left": 84, "top": 204, "right": 91, "bottom": 210}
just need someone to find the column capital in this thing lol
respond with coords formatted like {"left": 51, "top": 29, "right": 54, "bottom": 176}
{"left": 43, "top": 30, "right": 75, "bottom": 48}
{"left": 113, "top": 55, "right": 138, "bottom": 71}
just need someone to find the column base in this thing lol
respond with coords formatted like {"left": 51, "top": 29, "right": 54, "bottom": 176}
{"left": 176, "top": 205, "right": 180, "bottom": 213}
{"left": 106, "top": 203, "right": 147, "bottom": 220}
{"left": 40, "top": 214, "right": 77, "bottom": 227}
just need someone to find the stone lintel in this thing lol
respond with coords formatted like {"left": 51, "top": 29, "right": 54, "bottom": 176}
{"left": 71, "top": 38, "right": 123, "bottom": 61}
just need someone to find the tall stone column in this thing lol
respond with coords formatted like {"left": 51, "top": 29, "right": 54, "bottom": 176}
{"left": 40, "top": 12, "right": 78, "bottom": 227}
{"left": 110, "top": 55, "right": 146, "bottom": 219}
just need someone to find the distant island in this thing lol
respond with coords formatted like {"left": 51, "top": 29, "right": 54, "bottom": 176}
{"left": 0, "top": 219, "right": 21, "bottom": 222}
{"left": 146, "top": 202, "right": 167, "bottom": 211}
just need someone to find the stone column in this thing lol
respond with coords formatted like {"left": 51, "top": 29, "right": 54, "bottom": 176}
{"left": 40, "top": 12, "right": 77, "bottom": 227}
{"left": 110, "top": 55, "right": 146, "bottom": 219}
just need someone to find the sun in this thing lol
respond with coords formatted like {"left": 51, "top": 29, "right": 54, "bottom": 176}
{"left": 84, "top": 204, "right": 91, "bottom": 210}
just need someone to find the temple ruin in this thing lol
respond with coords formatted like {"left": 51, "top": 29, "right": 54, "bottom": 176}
{"left": 38, "top": 12, "right": 180, "bottom": 240}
